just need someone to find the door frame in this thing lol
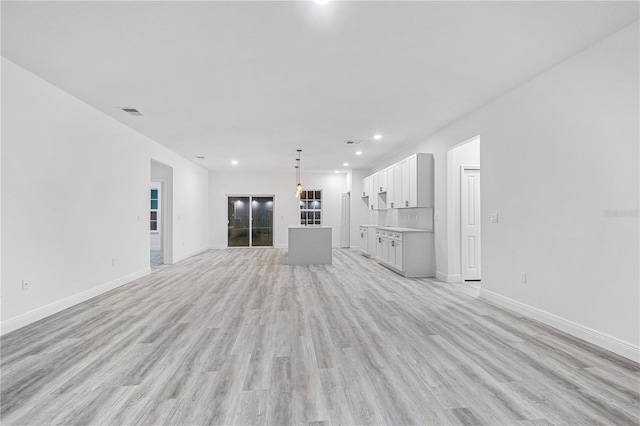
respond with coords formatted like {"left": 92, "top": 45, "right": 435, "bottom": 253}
{"left": 226, "top": 194, "right": 275, "bottom": 247}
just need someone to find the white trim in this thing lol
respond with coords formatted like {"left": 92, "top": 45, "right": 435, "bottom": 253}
{"left": 1, "top": 267, "right": 151, "bottom": 336}
{"left": 173, "top": 247, "right": 209, "bottom": 263}
{"left": 436, "top": 271, "right": 463, "bottom": 283}
{"left": 481, "top": 289, "right": 640, "bottom": 363}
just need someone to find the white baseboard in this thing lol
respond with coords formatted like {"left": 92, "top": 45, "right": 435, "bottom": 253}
{"left": 436, "top": 271, "right": 462, "bottom": 283}
{"left": 481, "top": 289, "right": 640, "bottom": 363}
{"left": 173, "top": 247, "right": 209, "bottom": 263}
{"left": 1, "top": 267, "right": 151, "bottom": 336}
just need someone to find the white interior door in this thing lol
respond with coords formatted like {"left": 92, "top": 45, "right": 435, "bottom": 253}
{"left": 340, "top": 193, "right": 350, "bottom": 248}
{"left": 461, "top": 167, "right": 481, "bottom": 280}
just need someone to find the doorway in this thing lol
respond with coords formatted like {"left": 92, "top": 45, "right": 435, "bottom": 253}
{"left": 446, "top": 136, "right": 480, "bottom": 282}
{"left": 341, "top": 192, "right": 350, "bottom": 248}
{"left": 150, "top": 181, "right": 163, "bottom": 267}
{"left": 227, "top": 195, "right": 274, "bottom": 247}
{"left": 151, "top": 160, "right": 173, "bottom": 267}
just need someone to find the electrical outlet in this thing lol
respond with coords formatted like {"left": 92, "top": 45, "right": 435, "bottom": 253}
{"left": 520, "top": 272, "right": 527, "bottom": 284}
{"left": 22, "top": 279, "right": 29, "bottom": 291}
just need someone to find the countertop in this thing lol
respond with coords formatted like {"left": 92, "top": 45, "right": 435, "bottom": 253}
{"left": 376, "top": 226, "right": 432, "bottom": 233}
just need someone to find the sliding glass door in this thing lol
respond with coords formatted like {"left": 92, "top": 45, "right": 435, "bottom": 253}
{"left": 227, "top": 196, "right": 274, "bottom": 247}
{"left": 228, "top": 197, "right": 250, "bottom": 247}
{"left": 251, "top": 197, "right": 274, "bottom": 246}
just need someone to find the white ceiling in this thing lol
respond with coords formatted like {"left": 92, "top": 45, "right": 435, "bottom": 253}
{"left": 2, "top": 1, "right": 638, "bottom": 173}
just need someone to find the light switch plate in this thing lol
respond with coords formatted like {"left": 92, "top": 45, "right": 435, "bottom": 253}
{"left": 490, "top": 213, "right": 499, "bottom": 223}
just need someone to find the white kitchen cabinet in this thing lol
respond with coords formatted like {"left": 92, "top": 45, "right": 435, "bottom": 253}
{"left": 394, "top": 153, "right": 434, "bottom": 208}
{"left": 401, "top": 158, "right": 411, "bottom": 207}
{"left": 378, "top": 168, "right": 388, "bottom": 193}
{"left": 362, "top": 175, "right": 371, "bottom": 198}
{"left": 370, "top": 173, "right": 379, "bottom": 210}
{"left": 359, "top": 226, "right": 368, "bottom": 255}
{"left": 375, "top": 227, "right": 434, "bottom": 278}
{"left": 395, "top": 239, "right": 403, "bottom": 271}
{"left": 364, "top": 153, "right": 434, "bottom": 210}
{"left": 359, "top": 225, "right": 378, "bottom": 258}
{"left": 385, "top": 166, "right": 395, "bottom": 209}
{"left": 374, "top": 228, "right": 383, "bottom": 259}
{"left": 392, "top": 163, "right": 402, "bottom": 209}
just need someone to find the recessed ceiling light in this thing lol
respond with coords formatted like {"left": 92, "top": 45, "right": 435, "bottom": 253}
{"left": 343, "top": 162, "right": 349, "bottom": 167}
{"left": 314, "top": 0, "right": 329, "bottom": 5}
{"left": 231, "top": 160, "right": 238, "bottom": 166}
{"left": 195, "top": 156, "right": 205, "bottom": 159}
{"left": 334, "top": 170, "right": 339, "bottom": 173}
{"left": 374, "top": 134, "right": 382, "bottom": 140}
{"left": 355, "top": 151, "right": 363, "bottom": 156}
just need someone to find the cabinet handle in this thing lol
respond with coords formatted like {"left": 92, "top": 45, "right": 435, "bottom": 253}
{"left": 405, "top": 201, "right": 409, "bottom": 207}
{"left": 361, "top": 233, "right": 364, "bottom": 238}
{"left": 378, "top": 237, "right": 382, "bottom": 243}
{"left": 391, "top": 202, "right": 394, "bottom": 208}
{"left": 363, "top": 192, "right": 366, "bottom": 197}
{"left": 371, "top": 205, "right": 374, "bottom": 210}
{"left": 391, "top": 241, "right": 395, "bottom": 247}
{"left": 380, "top": 186, "right": 383, "bottom": 192}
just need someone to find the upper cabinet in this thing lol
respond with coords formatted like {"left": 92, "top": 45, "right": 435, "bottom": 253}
{"left": 363, "top": 153, "right": 433, "bottom": 210}
{"left": 370, "top": 173, "right": 379, "bottom": 210}
{"left": 362, "top": 175, "right": 371, "bottom": 199}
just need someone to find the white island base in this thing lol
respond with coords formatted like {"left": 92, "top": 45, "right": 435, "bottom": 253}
{"left": 288, "top": 226, "right": 332, "bottom": 265}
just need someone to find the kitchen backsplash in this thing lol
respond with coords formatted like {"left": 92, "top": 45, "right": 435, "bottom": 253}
{"left": 368, "top": 207, "right": 433, "bottom": 231}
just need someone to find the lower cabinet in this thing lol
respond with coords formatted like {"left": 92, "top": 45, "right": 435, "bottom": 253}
{"left": 374, "top": 227, "right": 434, "bottom": 278}
{"left": 359, "top": 226, "right": 369, "bottom": 256}
{"left": 359, "top": 225, "right": 378, "bottom": 258}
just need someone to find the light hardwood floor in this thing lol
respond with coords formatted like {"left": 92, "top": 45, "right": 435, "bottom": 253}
{"left": 1, "top": 248, "right": 639, "bottom": 425}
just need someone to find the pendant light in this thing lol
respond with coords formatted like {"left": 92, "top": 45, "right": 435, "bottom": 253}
{"left": 295, "top": 149, "right": 302, "bottom": 197}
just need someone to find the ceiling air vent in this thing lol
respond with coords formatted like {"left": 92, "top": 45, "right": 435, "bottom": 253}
{"left": 121, "top": 108, "right": 143, "bottom": 116}
{"left": 345, "top": 140, "right": 362, "bottom": 145}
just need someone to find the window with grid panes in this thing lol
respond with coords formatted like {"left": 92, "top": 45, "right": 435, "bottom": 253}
{"left": 150, "top": 189, "right": 159, "bottom": 231}
{"left": 299, "top": 190, "right": 322, "bottom": 226}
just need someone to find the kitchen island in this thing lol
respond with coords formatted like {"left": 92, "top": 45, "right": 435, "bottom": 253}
{"left": 287, "top": 226, "right": 332, "bottom": 265}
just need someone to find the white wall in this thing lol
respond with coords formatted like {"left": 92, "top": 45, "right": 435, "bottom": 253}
{"left": 1, "top": 58, "right": 210, "bottom": 333}
{"left": 368, "top": 23, "right": 639, "bottom": 360}
{"left": 209, "top": 171, "right": 347, "bottom": 248}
